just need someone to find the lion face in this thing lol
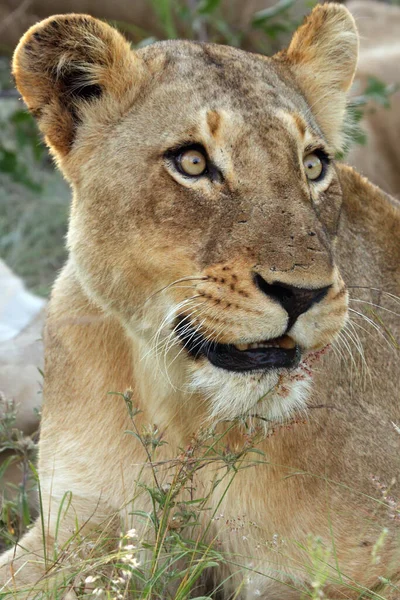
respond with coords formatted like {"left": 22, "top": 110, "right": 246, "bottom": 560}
{"left": 13, "top": 5, "right": 358, "bottom": 422}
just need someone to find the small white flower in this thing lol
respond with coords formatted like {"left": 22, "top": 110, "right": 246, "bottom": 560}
{"left": 124, "top": 544, "right": 136, "bottom": 551}
{"left": 120, "top": 569, "right": 133, "bottom": 580}
{"left": 121, "top": 555, "right": 141, "bottom": 568}
{"left": 125, "top": 528, "right": 137, "bottom": 539}
{"left": 122, "top": 553, "right": 134, "bottom": 563}
{"left": 124, "top": 557, "right": 141, "bottom": 568}
{"left": 84, "top": 575, "right": 99, "bottom": 584}
{"left": 93, "top": 588, "right": 104, "bottom": 597}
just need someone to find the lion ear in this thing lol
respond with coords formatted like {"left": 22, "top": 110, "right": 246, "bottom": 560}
{"left": 278, "top": 3, "right": 359, "bottom": 151}
{"left": 12, "top": 14, "right": 141, "bottom": 157}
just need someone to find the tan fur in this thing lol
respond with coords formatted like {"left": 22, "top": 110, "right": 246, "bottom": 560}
{"left": 1, "top": 6, "right": 399, "bottom": 598}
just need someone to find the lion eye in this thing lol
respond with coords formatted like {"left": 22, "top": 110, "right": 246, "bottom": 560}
{"left": 303, "top": 153, "right": 323, "bottom": 181}
{"left": 179, "top": 149, "right": 207, "bottom": 177}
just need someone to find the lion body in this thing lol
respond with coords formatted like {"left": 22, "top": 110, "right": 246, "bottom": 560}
{"left": 1, "top": 6, "right": 400, "bottom": 598}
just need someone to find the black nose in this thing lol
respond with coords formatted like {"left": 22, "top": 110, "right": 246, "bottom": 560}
{"left": 254, "top": 273, "right": 330, "bottom": 330}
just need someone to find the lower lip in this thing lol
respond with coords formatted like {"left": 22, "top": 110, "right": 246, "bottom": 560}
{"left": 176, "top": 318, "right": 301, "bottom": 373}
{"left": 206, "top": 344, "right": 301, "bottom": 372}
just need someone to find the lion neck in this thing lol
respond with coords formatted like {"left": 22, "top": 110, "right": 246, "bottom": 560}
{"left": 45, "top": 261, "right": 210, "bottom": 447}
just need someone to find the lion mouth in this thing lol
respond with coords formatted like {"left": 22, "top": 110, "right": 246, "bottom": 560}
{"left": 176, "top": 318, "right": 301, "bottom": 372}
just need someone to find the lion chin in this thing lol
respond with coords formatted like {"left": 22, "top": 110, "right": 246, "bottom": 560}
{"left": 189, "top": 361, "right": 314, "bottom": 424}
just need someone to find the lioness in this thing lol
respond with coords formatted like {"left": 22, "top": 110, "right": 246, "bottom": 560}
{"left": 1, "top": 4, "right": 399, "bottom": 598}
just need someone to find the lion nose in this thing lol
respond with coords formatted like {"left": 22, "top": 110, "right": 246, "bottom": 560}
{"left": 253, "top": 273, "right": 330, "bottom": 329}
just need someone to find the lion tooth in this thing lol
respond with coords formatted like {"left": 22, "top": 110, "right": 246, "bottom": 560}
{"left": 232, "top": 336, "right": 296, "bottom": 351}
{"left": 278, "top": 335, "right": 296, "bottom": 350}
{"left": 235, "top": 343, "right": 249, "bottom": 351}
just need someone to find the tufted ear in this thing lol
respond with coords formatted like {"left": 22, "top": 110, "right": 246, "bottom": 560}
{"left": 12, "top": 14, "right": 141, "bottom": 157}
{"left": 277, "top": 3, "right": 359, "bottom": 152}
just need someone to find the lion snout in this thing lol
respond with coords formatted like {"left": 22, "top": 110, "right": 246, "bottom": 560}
{"left": 252, "top": 273, "right": 331, "bottom": 331}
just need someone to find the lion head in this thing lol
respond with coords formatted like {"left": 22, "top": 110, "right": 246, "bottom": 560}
{"left": 13, "top": 4, "right": 358, "bottom": 423}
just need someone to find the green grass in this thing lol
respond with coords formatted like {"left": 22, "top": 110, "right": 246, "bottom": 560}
{"left": 0, "top": 397, "right": 38, "bottom": 555}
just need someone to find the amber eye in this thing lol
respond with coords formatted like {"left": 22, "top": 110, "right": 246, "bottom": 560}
{"left": 179, "top": 149, "right": 207, "bottom": 177}
{"left": 303, "top": 152, "right": 323, "bottom": 181}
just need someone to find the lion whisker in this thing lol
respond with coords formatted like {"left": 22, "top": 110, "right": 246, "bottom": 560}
{"left": 142, "top": 276, "right": 207, "bottom": 306}
{"left": 349, "top": 298, "right": 400, "bottom": 319}
{"left": 166, "top": 317, "right": 208, "bottom": 372}
{"left": 164, "top": 305, "right": 206, "bottom": 355}
{"left": 330, "top": 341, "right": 344, "bottom": 364}
{"left": 148, "top": 295, "right": 204, "bottom": 358}
{"left": 163, "top": 304, "right": 207, "bottom": 356}
{"left": 348, "top": 307, "right": 393, "bottom": 349}
{"left": 348, "top": 319, "right": 388, "bottom": 352}
{"left": 342, "top": 322, "right": 371, "bottom": 384}
{"left": 147, "top": 300, "right": 205, "bottom": 363}
{"left": 347, "top": 286, "right": 400, "bottom": 305}
{"left": 149, "top": 314, "right": 202, "bottom": 392}
{"left": 336, "top": 330, "right": 358, "bottom": 373}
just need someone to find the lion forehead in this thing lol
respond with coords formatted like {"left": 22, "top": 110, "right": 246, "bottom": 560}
{"left": 136, "top": 40, "right": 311, "bottom": 118}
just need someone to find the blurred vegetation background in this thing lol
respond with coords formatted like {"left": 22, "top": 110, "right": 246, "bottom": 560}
{"left": 0, "top": 0, "right": 398, "bottom": 296}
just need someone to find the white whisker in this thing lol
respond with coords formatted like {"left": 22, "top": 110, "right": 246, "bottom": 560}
{"left": 350, "top": 298, "right": 400, "bottom": 319}
{"left": 142, "top": 276, "right": 207, "bottom": 306}
{"left": 348, "top": 307, "right": 393, "bottom": 349}
{"left": 347, "top": 286, "right": 400, "bottom": 305}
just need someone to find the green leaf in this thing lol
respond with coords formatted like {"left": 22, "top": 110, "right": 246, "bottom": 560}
{"left": 180, "top": 497, "right": 209, "bottom": 505}
{"left": 0, "top": 148, "right": 42, "bottom": 192}
{"left": 124, "top": 430, "right": 142, "bottom": 442}
{"left": 244, "top": 447, "right": 266, "bottom": 456}
{"left": 21, "top": 489, "right": 31, "bottom": 526}
{"left": 0, "top": 149, "right": 17, "bottom": 173}
{"left": 130, "top": 509, "right": 158, "bottom": 527}
{"left": 197, "top": 0, "right": 222, "bottom": 15}
{"left": 149, "top": 0, "right": 178, "bottom": 39}
{"left": 252, "top": 0, "right": 296, "bottom": 26}
{"left": 10, "top": 110, "right": 32, "bottom": 125}
{"left": 130, "top": 509, "right": 153, "bottom": 521}
{"left": 363, "top": 76, "right": 400, "bottom": 109}
{"left": 28, "top": 461, "right": 39, "bottom": 481}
